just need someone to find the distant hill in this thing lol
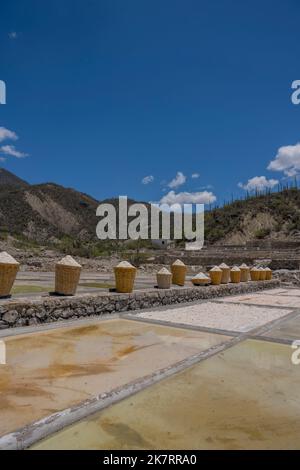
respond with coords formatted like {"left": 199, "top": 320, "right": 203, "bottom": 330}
{"left": 0, "top": 169, "right": 151, "bottom": 256}
{"left": 0, "top": 179, "right": 99, "bottom": 244}
{"left": 205, "top": 187, "right": 300, "bottom": 244}
{"left": 0, "top": 169, "right": 300, "bottom": 254}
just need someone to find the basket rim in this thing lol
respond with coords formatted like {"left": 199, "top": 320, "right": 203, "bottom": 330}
{"left": 0, "top": 262, "right": 20, "bottom": 266}
{"left": 114, "top": 266, "right": 137, "bottom": 270}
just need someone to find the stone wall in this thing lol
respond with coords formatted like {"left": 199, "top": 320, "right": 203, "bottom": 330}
{"left": 0, "top": 279, "right": 279, "bottom": 330}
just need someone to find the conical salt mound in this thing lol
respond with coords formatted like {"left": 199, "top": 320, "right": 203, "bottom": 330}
{"left": 210, "top": 266, "right": 222, "bottom": 271}
{"left": 0, "top": 251, "right": 19, "bottom": 265}
{"left": 57, "top": 255, "right": 81, "bottom": 267}
{"left": 0, "top": 251, "right": 20, "bottom": 297}
{"left": 193, "top": 272, "right": 210, "bottom": 279}
{"left": 172, "top": 259, "right": 186, "bottom": 266}
{"left": 158, "top": 267, "right": 171, "bottom": 275}
{"left": 116, "top": 261, "right": 135, "bottom": 268}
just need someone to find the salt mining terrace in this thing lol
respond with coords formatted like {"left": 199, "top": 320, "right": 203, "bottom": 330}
{"left": 0, "top": 286, "right": 300, "bottom": 449}
{"left": 0, "top": 270, "right": 279, "bottom": 329}
{"left": 32, "top": 339, "right": 300, "bottom": 450}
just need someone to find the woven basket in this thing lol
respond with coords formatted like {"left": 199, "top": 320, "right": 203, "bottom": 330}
{"left": 209, "top": 269, "right": 222, "bottom": 285}
{"left": 171, "top": 264, "right": 187, "bottom": 286}
{"left": 250, "top": 269, "right": 260, "bottom": 281}
{"left": 259, "top": 269, "right": 267, "bottom": 281}
{"left": 230, "top": 270, "right": 241, "bottom": 283}
{"left": 192, "top": 277, "right": 210, "bottom": 286}
{"left": 240, "top": 267, "right": 250, "bottom": 282}
{"left": 219, "top": 264, "right": 230, "bottom": 284}
{"left": 114, "top": 266, "right": 137, "bottom": 293}
{"left": 0, "top": 263, "right": 19, "bottom": 297}
{"left": 265, "top": 269, "right": 272, "bottom": 280}
{"left": 157, "top": 272, "right": 172, "bottom": 289}
{"left": 55, "top": 265, "right": 81, "bottom": 295}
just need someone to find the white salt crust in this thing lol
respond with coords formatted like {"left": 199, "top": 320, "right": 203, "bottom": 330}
{"left": 0, "top": 251, "right": 19, "bottom": 265}
{"left": 57, "top": 255, "right": 81, "bottom": 267}
{"left": 137, "top": 301, "right": 290, "bottom": 333}
{"left": 116, "top": 261, "right": 135, "bottom": 268}
{"left": 172, "top": 259, "right": 186, "bottom": 266}
{"left": 157, "top": 268, "right": 171, "bottom": 275}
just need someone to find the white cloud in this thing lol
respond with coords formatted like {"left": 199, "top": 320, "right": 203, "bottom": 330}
{"left": 8, "top": 31, "right": 18, "bottom": 39}
{"left": 0, "top": 145, "right": 28, "bottom": 158}
{"left": 142, "top": 175, "right": 154, "bottom": 185}
{"left": 238, "top": 176, "right": 278, "bottom": 192}
{"left": 0, "top": 127, "right": 18, "bottom": 143}
{"left": 267, "top": 143, "right": 300, "bottom": 176}
{"left": 167, "top": 171, "right": 186, "bottom": 189}
{"left": 191, "top": 173, "right": 200, "bottom": 179}
{"left": 160, "top": 190, "right": 216, "bottom": 205}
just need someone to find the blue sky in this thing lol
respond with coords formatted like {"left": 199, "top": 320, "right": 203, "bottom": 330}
{"left": 0, "top": 0, "right": 300, "bottom": 206}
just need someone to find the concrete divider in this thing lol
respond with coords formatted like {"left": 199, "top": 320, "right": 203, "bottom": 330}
{"left": 0, "top": 280, "right": 279, "bottom": 330}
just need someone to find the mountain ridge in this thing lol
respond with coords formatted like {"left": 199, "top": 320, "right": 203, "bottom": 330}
{"left": 0, "top": 168, "right": 300, "bottom": 253}
{"left": 0, "top": 168, "right": 29, "bottom": 188}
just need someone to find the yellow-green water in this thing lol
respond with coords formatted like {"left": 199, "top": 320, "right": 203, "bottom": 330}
{"left": 0, "top": 318, "right": 229, "bottom": 437}
{"left": 32, "top": 339, "right": 300, "bottom": 450}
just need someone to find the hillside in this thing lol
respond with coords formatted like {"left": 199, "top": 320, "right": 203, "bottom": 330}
{"left": 205, "top": 188, "right": 300, "bottom": 244}
{"left": 0, "top": 182, "right": 99, "bottom": 243}
{"left": 0, "top": 169, "right": 300, "bottom": 255}
{"left": 0, "top": 170, "right": 151, "bottom": 257}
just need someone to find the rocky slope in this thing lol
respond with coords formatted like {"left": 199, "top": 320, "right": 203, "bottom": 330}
{"left": 205, "top": 188, "right": 300, "bottom": 244}
{"left": 0, "top": 180, "right": 99, "bottom": 243}
{"left": 1, "top": 169, "right": 300, "bottom": 252}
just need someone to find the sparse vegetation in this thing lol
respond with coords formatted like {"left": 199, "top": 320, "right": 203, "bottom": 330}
{"left": 254, "top": 228, "right": 271, "bottom": 239}
{"left": 12, "top": 285, "right": 51, "bottom": 294}
{"left": 1, "top": 169, "right": 300, "bottom": 252}
{"left": 204, "top": 186, "right": 300, "bottom": 244}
